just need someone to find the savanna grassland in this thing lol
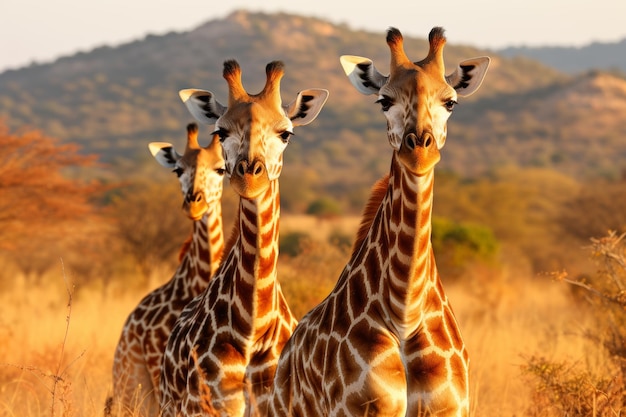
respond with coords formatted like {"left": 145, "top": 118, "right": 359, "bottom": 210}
{"left": 2, "top": 9, "right": 626, "bottom": 417}
{"left": 0, "top": 216, "right": 622, "bottom": 417}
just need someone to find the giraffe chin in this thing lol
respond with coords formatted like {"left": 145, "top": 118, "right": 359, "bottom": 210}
{"left": 397, "top": 144, "right": 441, "bottom": 176}
{"left": 229, "top": 173, "right": 270, "bottom": 200}
{"left": 186, "top": 210, "right": 207, "bottom": 221}
{"left": 183, "top": 202, "right": 209, "bottom": 221}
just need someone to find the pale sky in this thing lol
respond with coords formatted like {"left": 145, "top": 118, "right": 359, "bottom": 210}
{"left": 2, "top": 0, "right": 626, "bottom": 73}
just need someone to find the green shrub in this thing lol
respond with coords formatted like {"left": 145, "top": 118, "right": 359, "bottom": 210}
{"left": 280, "top": 231, "right": 311, "bottom": 258}
{"left": 432, "top": 217, "right": 499, "bottom": 279}
{"left": 305, "top": 197, "right": 342, "bottom": 218}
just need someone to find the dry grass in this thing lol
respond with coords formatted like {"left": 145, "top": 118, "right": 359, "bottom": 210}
{"left": 0, "top": 216, "right": 613, "bottom": 417}
{"left": 279, "top": 214, "right": 362, "bottom": 243}
{"left": 0, "top": 262, "right": 142, "bottom": 417}
{"left": 448, "top": 277, "right": 606, "bottom": 416}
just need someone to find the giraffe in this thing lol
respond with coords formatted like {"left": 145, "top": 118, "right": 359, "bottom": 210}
{"left": 158, "top": 60, "right": 329, "bottom": 417}
{"left": 269, "top": 27, "right": 490, "bottom": 416}
{"left": 109, "top": 122, "right": 226, "bottom": 417}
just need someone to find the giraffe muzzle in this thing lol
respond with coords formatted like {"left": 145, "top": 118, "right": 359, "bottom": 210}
{"left": 404, "top": 132, "right": 433, "bottom": 150}
{"left": 235, "top": 159, "right": 265, "bottom": 177}
{"left": 399, "top": 132, "right": 440, "bottom": 175}
{"left": 230, "top": 158, "right": 270, "bottom": 198}
{"left": 183, "top": 191, "right": 209, "bottom": 220}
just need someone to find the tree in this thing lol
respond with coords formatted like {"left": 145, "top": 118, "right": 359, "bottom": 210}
{"left": 107, "top": 180, "right": 189, "bottom": 284}
{"left": 558, "top": 179, "right": 626, "bottom": 243}
{"left": 0, "top": 120, "right": 108, "bottom": 282}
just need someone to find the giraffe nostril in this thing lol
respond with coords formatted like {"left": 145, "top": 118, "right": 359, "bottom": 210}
{"left": 236, "top": 161, "right": 247, "bottom": 176}
{"left": 420, "top": 132, "right": 435, "bottom": 148}
{"left": 405, "top": 133, "right": 417, "bottom": 150}
{"left": 253, "top": 161, "right": 264, "bottom": 176}
{"left": 194, "top": 193, "right": 203, "bottom": 203}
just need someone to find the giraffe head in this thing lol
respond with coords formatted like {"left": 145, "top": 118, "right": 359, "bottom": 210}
{"left": 179, "top": 60, "right": 329, "bottom": 199}
{"left": 149, "top": 123, "right": 225, "bottom": 220}
{"left": 340, "top": 27, "right": 489, "bottom": 175}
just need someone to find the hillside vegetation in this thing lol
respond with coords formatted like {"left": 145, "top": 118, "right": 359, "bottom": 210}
{"left": 0, "top": 12, "right": 578, "bottom": 183}
{"left": 499, "top": 39, "right": 626, "bottom": 74}
{"left": 1, "top": 9, "right": 626, "bottom": 279}
{"left": 2, "top": 12, "right": 625, "bottom": 208}
{"left": 2, "top": 10, "right": 626, "bottom": 416}
{"left": 3, "top": 12, "right": 625, "bottom": 202}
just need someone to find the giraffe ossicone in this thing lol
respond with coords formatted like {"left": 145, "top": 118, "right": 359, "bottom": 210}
{"left": 159, "top": 60, "right": 328, "bottom": 417}
{"left": 269, "top": 27, "right": 489, "bottom": 417}
{"left": 109, "top": 122, "right": 226, "bottom": 417}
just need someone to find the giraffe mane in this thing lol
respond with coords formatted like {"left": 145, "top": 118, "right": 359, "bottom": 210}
{"left": 351, "top": 174, "right": 390, "bottom": 254}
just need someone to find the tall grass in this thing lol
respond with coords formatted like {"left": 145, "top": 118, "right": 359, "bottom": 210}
{"left": 0, "top": 217, "right": 615, "bottom": 416}
{"left": 0, "top": 260, "right": 140, "bottom": 417}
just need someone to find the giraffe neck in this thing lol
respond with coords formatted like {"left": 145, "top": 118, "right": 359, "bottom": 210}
{"left": 178, "top": 201, "right": 224, "bottom": 295}
{"left": 378, "top": 154, "right": 438, "bottom": 336}
{"left": 229, "top": 179, "right": 281, "bottom": 343}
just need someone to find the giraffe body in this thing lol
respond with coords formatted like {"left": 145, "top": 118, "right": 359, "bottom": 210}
{"left": 159, "top": 60, "right": 328, "bottom": 417}
{"left": 269, "top": 27, "right": 489, "bottom": 417}
{"left": 111, "top": 123, "right": 226, "bottom": 416}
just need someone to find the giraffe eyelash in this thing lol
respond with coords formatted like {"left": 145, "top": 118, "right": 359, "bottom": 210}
{"left": 375, "top": 96, "right": 393, "bottom": 112}
{"left": 212, "top": 128, "right": 229, "bottom": 142}
{"left": 444, "top": 99, "right": 458, "bottom": 112}
{"left": 279, "top": 131, "right": 294, "bottom": 143}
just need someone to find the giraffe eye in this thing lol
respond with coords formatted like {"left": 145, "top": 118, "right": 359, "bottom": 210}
{"left": 215, "top": 168, "right": 226, "bottom": 176}
{"left": 444, "top": 99, "right": 458, "bottom": 112}
{"left": 172, "top": 167, "right": 184, "bottom": 177}
{"left": 212, "top": 128, "right": 229, "bottom": 142}
{"left": 375, "top": 96, "right": 393, "bottom": 112}
{"left": 279, "top": 131, "right": 293, "bottom": 143}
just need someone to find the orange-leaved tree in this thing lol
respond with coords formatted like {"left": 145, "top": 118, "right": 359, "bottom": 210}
{"left": 0, "top": 120, "right": 109, "bottom": 283}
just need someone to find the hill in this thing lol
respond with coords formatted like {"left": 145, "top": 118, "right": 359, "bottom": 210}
{"left": 1, "top": 10, "right": 625, "bottom": 212}
{"left": 498, "top": 39, "right": 626, "bottom": 74}
{"left": 447, "top": 70, "right": 626, "bottom": 178}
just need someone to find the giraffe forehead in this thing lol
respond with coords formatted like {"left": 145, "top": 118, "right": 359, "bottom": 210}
{"left": 220, "top": 101, "right": 290, "bottom": 133}
{"left": 385, "top": 65, "right": 453, "bottom": 99}
{"left": 180, "top": 148, "right": 201, "bottom": 166}
{"left": 178, "top": 148, "right": 224, "bottom": 183}
{"left": 196, "top": 146, "right": 224, "bottom": 169}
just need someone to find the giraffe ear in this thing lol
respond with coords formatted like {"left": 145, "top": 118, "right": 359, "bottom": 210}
{"left": 446, "top": 57, "right": 490, "bottom": 97}
{"left": 179, "top": 89, "right": 227, "bottom": 125}
{"left": 149, "top": 142, "right": 181, "bottom": 168}
{"left": 284, "top": 88, "right": 329, "bottom": 126}
{"left": 340, "top": 55, "right": 388, "bottom": 95}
